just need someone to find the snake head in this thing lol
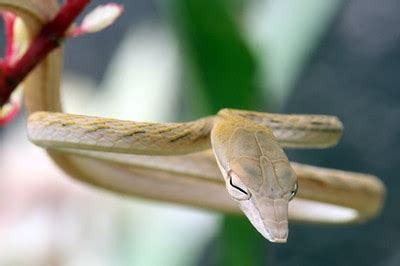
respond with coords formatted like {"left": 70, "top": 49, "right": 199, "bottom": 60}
{"left": 226, "top": 156, "right": 297, "bottom": 243}
{"left": 212, "top": 118, "right": 298, "bottom": 243}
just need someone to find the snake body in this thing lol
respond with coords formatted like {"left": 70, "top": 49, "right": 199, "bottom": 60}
{"left": 27, "top": 108, "right": 374, "bottom": 243}
{"left": 1, "top": 0, "right": 386, "bottom": 243}
{"left": 27, "top": 109, "right": 342, "bottom": 154}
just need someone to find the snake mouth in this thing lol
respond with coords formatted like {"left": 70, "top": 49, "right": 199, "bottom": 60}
{"left": 269, "top": 237, "right": 287, "bottom": 243}
{"left": 238, "top": 197, "right": 289, "bottom": 243}
{"left": 258, "top": 220, "right": 288, "bottom": 243}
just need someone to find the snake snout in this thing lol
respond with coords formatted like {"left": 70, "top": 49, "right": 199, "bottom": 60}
{"left": 239, "top": 197, "right": 289, "bottom": 243}
{"left": 261, "top": 220, "right": 288, "bottom": 243}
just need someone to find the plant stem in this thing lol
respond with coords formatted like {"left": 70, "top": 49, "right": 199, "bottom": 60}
{"left": 0, "top": 0, "right": 91, "bottom": 106}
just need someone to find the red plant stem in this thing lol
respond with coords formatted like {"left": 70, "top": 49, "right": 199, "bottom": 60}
{"left": 0, "top": 0, "right": 91, "bottom": 106}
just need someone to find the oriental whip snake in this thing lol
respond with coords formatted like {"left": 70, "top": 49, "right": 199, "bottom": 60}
{"left": 1, "top": 0, "right": 385, "bottom": 243}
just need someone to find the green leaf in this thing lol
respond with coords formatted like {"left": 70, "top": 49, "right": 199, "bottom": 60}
{"left": 171, "top": 0, "right": 262, "bottom": 114}
{"left": 169, "top": 0, "right": 267, "bottom": 265}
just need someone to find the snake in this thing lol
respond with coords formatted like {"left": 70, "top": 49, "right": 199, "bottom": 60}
{"left": 1, "top": 0, "right": 386, "bottom": 243}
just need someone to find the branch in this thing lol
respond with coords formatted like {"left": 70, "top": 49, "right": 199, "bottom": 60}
{"left": 0, "top": 0, "right": 90, "bottom": 107}
{"left": 0, "top": 1, "right": 122, "bottom": 125}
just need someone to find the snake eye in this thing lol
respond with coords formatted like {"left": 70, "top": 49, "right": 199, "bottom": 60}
{"left": 289, "top": 182, "right": 298, "bottom": 201}
{"left": 227, "top": 171, "right": 251, "bottom": 201}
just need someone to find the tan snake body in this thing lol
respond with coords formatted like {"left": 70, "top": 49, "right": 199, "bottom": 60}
{"left": 27, "top": 110, "right": 342, "bottom": 155}
{"left": 26, "top": 109, "right": 381, "bottom": 242}
{"left": 1, "top": 0, "right": 386, "bottom": 243}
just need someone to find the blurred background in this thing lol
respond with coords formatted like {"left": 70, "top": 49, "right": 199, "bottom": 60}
{"left": 1, "top": 0, "right": 399, "bottom": 265}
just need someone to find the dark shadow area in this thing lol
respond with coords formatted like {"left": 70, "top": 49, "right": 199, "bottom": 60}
{"left": 271, "top": 0, "right": 400, "bottom": 265}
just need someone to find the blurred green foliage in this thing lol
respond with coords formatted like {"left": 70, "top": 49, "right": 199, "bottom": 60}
{"left": 171, "top": 0, "right": 266, "bottom": 265}
{"left": 171, "top": 0, "right": 262, "bottom": 116}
